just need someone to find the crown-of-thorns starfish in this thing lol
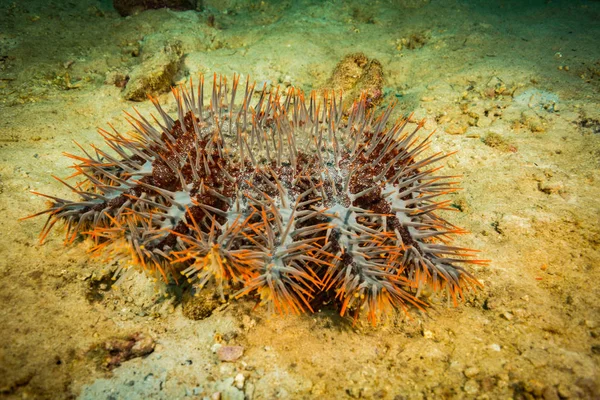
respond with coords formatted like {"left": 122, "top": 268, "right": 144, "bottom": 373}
{"left": 25, "top": 73, "right": 488, "bottom": 325}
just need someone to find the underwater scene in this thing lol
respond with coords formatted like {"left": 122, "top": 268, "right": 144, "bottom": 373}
{"left": 0, "top": 0, "right": 599, "bottom": 398}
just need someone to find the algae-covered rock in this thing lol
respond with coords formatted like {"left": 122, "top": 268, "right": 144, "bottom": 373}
{"left": 122, "top": 41, "right": 182, "bottom": 101}
{"left": 181, "top": 289, "right": 220, "bottom": 320}
{"left": 327, "top": 52, "right": 384, "bottom": 109}
{"left": 520, "top": 110, "right": 546, "bottom": 133}
{"left": 482, "top": 132, "right": 517, "bottom": 152}
{"left": 88, "top": 333, "right": 155, "bottom": 370}
{"left": 113, "top": 0, "right": 197, "bottom": 16}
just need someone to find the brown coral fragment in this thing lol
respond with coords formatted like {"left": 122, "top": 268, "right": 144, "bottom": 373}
{"left": 327, "top": 52, "right": 384, "bottom": 109}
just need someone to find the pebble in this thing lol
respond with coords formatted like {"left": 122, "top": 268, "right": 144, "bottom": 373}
{"left": 501, "top": 311, "right": 513, "bottom": 321}
{"left": 446, "top": 120, "right": 468, "bottom": 135}
{"left": 557, "top": 383, "right": 571, "bottom": 398}
{"left": 464, "top": 366, "right": 480, "bottom": 378}
{"left": 131, "top": 334, "right": 156, "bottom": 357}
{"left": 463, "top": 379, "right": 479, "bottom": 394}
{"left": 584, "top": 320, "right": 598, "bottom": 329}
{"left": 217, "top": 345, "right": 244, "bottom": 362}
{"left": 525, "top": 379, "right": 545, "bottom": 397}
{"left": 489, "top": 343, "right": 501, "bottom": 352}
{"left": 234, "top": 373, "right": 245, "bottom": 389}
{"left": 542, "top": 386, "right": 560, "bottom": 400}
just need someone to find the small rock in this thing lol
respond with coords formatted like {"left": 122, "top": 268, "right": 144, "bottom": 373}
{"left": 477, "top": 115, "right": 492, "bottom": 128}
{"left": 122, "top": 42, "right": 182, "bottom": 101}
{"left": 521, "top": 110, "right": 545, "bottom": 132}
{"left": 327, "top": 52, "right": 384, "bottom": 109}
{"left": 241, "top": 315, "right": 256, "bottom": 331}
{"left": 557, "top": 383, "right": 571, "bottom": 398}
{"left": 445, "top": 119, "right": 469, "bottom": 135}
{"left": 524, "top": 349, "right": 549, "bottom": 368}
{"left": 480, "top": 376, "right": 496, "bottom": 392}
{"left": 463, "top": 379, "right": 479, "bottom": 394}
{"left": 105, "top": 71, "right": 129, "bottom": 88}
{"left": 489, "top": 343, "right": 501, "bottom": 352}
{"left": 182, "top": 290, "right": 220, "bottom": 320}
{"left": 525, "top": 379, "right": 545, "bottom": 397}
{"left": 91, "top": 333, "right": 155, "bottom": 369}
{"left": 217, "top": 345, "right": 244, "bottom": 362}
{"left": 585, "top": 320, "right": 598, "bottom": 329}
{"left": 211, "top": 343, "right": 222, "bottom": 353}
{"left": 464, "top": 366, "right": 480, "bottom": 378}
{"left": 234, "top": 373, "right": 245, "bottom": 389}
{"left": 538, "top": 180, "right": 564, "bottom": 195}
{"left": 130, "top": 334, "right": 156, "bottom": 357}
{"left": 422, "top": 330, "right": 434, "bottom": 339}
{"left": 501, "top": 311, "right": 513, "bottom": 321}
{"left": 542, "top": 385, "right": 560, "bottom": 400}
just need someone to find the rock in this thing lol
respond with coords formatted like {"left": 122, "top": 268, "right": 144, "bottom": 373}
{"left": 113, "top": 0, "right": 197, "bottom": 16}
{"left": 523, "top": 349, "right": 548, "bottom": 368}
{"left": 464, "top": 367, "right": 480, "bottom": 378}
{"left": 182, "top": 290, "right": 220, "bottom": 320}
{"left": 537, "top": 180, "right": 564, "bottom": 195}
{"left": 477, "top": 115, "right": 492, "bottom": 128}
{"left": 395, "top": 31, "right": 429, "bottom": 51}
{"left": 327, "top": 52, "right": 384, "bottom": 109}
{"left": 585, "top": 320, "right": 598, "bottom": 329}
{"left": 105, "top": 70, "right": 129, "bottom": 88}
{"left": 422, "top": 329, "right": 434, "bottom": 339}
{"left": 501, "top": 311, "right": 513, "bottom": 321}
{"left": 542, "top": 385, "right": 560, "bottom": 400}
{"left": 525, "top": 379, "right": 546, "bottom": 397}
{"left": 122, "top": 41, "right": 182, "bottom": 101}
{"left": 520, "top": 110, "right": 545, "bottom": 133}
{"left": 217, "top": 345, "right": 244, "bottom": 362}
{"left": 90, "top": 333, "right": 155, "bottom": 369}
{"left": 234, "top": 373, "right": 245, "bottom": 389}
{"left": 131, "top": 334, "right": 156, "bottom": 357}
{"left": 463, "top": 379, "right": 479, "bottom": 395}
{"left": 489, "top": 343, "right": 501, "bottom": 352}
{"left": 445, "top": 116, "right": 469, "bottom": 135}
{"left": 557, "top": 383, "right": 571, "bottom": 398}
{"left": 482, "top": 132, "right": 517, "bottom": 152}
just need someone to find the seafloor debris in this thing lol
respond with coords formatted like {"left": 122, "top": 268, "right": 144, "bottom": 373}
{"left": 395, "top": 31, "right": 430, "bottom": 51}
{"left": 27, "top": 74, "right": 486, "bottom": 325}
{"left": 122, "top": 41, "right": 182, "bottom": 101}
{"left": 327, "top": 52, "right": 384, "bottom": 109}
{"left": 113, "top": 0, "right": 197, "bottom": 16}
{"left": 217, "top": 345, "right": 244, "bottom": 362}
{"left": 88, "top": 333, "right": 155, "bottom": 370}
{"left": 181, "top": 289, "right": 221, "bottom": 320}
{"left": 481, "top": 132, "right": 517, "bottom": 153}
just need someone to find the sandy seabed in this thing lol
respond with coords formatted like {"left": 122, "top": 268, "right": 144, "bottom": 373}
{"left": 0, "top": 0, "right": 599, "bottom": 399}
